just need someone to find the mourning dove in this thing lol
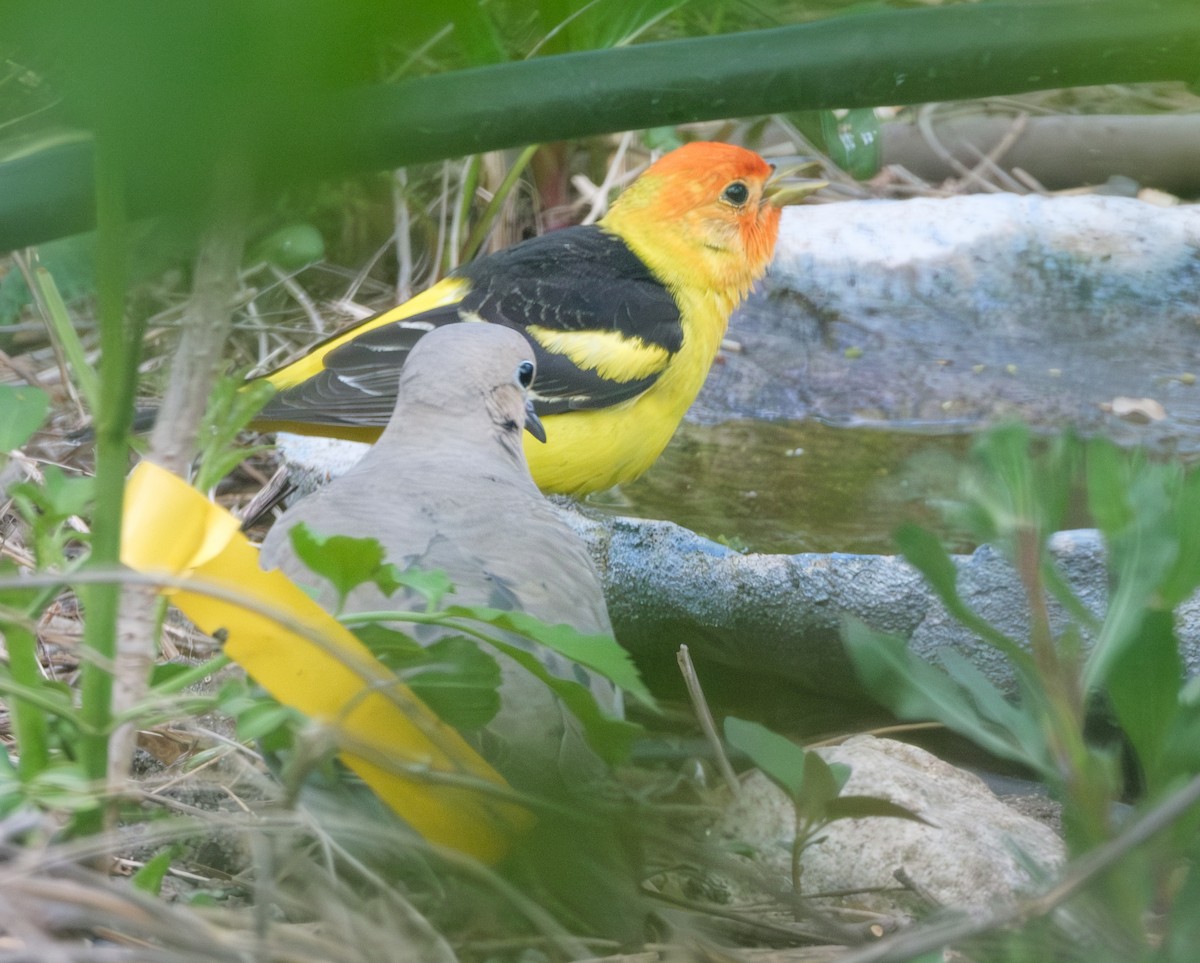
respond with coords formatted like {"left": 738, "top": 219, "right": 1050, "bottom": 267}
{"left": 258, "top": 322, "right": 621, "bottom": 793}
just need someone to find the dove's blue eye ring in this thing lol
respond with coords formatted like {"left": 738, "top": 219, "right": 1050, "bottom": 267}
{"left": 516, "top": 360, "right": 535, "bottom": 388}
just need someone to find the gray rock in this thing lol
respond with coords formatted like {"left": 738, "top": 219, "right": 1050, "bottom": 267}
{"left": 696, "top": 194, "right": 1200, "bottom": 451}
{"left": 563, "top": 510, "right": 1200, "bottom": 692}
{"left": 715, "top": 737, "right": 1065, "bottom": 916}
{"left": 573, "top": 507, "right": 1023, "bottom": 686}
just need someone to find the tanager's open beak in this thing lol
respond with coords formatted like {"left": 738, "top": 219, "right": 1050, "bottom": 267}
{"left": 765, "top": 160, "right": 827, "bottom": 207}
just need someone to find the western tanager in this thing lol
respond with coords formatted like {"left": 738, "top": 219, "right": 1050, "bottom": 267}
{"left": 258, "top": 323, "right": 633, "bottom": 795}
{"left": 254, "top": 141, "right": 820, "bottom": 495}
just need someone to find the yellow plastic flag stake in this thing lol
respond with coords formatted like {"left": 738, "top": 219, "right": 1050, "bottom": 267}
{"left": 121, "top": 461, "right": 531, "bottom": 863}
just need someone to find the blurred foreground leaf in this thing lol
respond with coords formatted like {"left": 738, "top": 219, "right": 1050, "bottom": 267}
{"left": 0, "top": 385, "right": 49, "bottom": 451}
{"left": 4, "top": 1, "right": 1200, "bottom": 248}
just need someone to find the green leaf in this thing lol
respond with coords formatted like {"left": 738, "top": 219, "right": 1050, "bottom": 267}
{"left": 34, "top": 264, "right": 101, "bottom": 415}
{"left": 235, "top": 701, "right": 299, "bottom": 745}
{"left": 820, "top": 107, "right": 882, "bottom": 180}
{"left": 355, "top": 624, "right": 501, "bottom": 731}
{"left": 1106, "top": 608, "right": 1182, "bottom": 791}
{"left": 1085, "top": 438, "right": 1134, "bottom": 535}
{"left": 349, "top": 605, "right": 640, "bottom": 762}
{"left": 27, "top": 764, "right": 98, "bottom": 812}
{"left": 723, "top": 716, "right": 807, "bottom": 798}
{"left": 1163, "top": 842, "right": 1200, "bottom": 963}
{"left": 1085, "top": 456, "right": 1180, "bottom": 691}
{"left": 375, "top": 564, "right": 453, "bottom": 610}
{"left": 1163, "top": 706, "right": 1200, "bottom": 785}
{"left": 1039, "top": 557, "right": 1102, "bottom": 637}
{"left": 795, "top": 751, "right": 842, "bottom": 822}
{"left": 0, "top": 557, "right": 41, "bottom": 610}
{"left": 43, "top": 465, "right": 95, "bottom": 517}
{"left": 894, "top": 523, "right": 1036, "bottom": 676}
{"left": 407, "top": 636, "right": 501, "bottom": 731}
{"left": 442, "top": 605, "right": 655, "bottom": 710}
{"left": 149, "top": 662, "right": 199, "bottom": 688}
{"left": 246, "top": 223, "right": 325, "bottom": 270}
{"left": 0, "top": 385, "right": 49, "bottom": 451}
{"left": 7, "top": 3, "right": 1200, "bottom": 252}
{"left": 352, "top": 622, "right": 426, "bottom": 663}
{"left": 8, "top": 462, "right": 95, "bottom": 573}
{"left": 479, "top": 631, "right": 641, "bottom": 766}
{"left": 823, "top": 795, "right": 932, "bottom": 826}
{"left": 845, "top": 621, "right": 1048, "bottom": 775}
{"left": 216, "top": 677, "right": 260, "bottom": 716}
{"left": 1159, "top": 469, "right": 1200, "bottom": 606}
{"left": 11, "top": 465, "right": 95, "bottom": 525}
{"left": 287, "top": 525, "right": 386, "bottom": 609}
{"left": 194, "top": 376, "right": 278, "bottom": 491}
{"left": 936, "top": 648, "right": 1051, "bottom": 771}
{"left": 131, "top": 846, "right": 178, "bottom": 896}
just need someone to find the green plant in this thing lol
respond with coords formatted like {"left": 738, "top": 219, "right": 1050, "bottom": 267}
{"left": 286, "top": 525, "right": 652, "bottom": 765}
{"left": 846, "top": 424, "right": 1200, "bottom": 955}
{"left": 191, "top": 375, "right": 276, "bottom": 494}
{"left": 0, "top": 390, "right": 89, "bottom": 813}
{"left": 723, "top": 716, "right": 926, "bottom": 919}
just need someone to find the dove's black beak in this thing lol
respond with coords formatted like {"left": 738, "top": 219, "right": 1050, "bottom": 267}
{"left": 524, "top": 400, "right": 547, "bottom": 443}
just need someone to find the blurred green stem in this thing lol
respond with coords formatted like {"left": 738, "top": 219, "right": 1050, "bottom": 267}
{"left": 76, "top": 133, "right": 143, "bottom": 834}
{"left": 460, "top": 144, "right": 539, "bottom": 263}
{"left": 33, "top": 263, "right": 102, "bottom": 415}
{"left": 5, "top": 622, "right": 50, "bottom": 780}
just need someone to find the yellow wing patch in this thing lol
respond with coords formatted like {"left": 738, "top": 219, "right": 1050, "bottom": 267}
{"left": 263, "top": 277, "right": 472, "bottom": 391}
{"left": 525, "top": 325, "right": 671, "bottom": 382}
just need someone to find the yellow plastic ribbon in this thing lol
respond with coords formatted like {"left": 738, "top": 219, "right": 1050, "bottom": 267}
{"left": 120, "top": 461, "right": 530, "bottom": 863}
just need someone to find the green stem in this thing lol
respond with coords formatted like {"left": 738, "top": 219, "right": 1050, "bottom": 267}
{"left": 74, "top": 133, "right": 147, "bottom": 834}
{"left": 0, "top": 673, "right": 93, "bottom": 729}
{"left": 4, "top": 623, "right": 50, "bottom": 779}
{"left": 444, "top": 155, "right": 481, "bottom": 274}
{"left": 34, "top": 264, "right": 102, "bottom": 415}
{"left": 791, "top": 804, "right": 806, "bottom": 922}
{"left": 146, "top": 653, "right": 230, "bottom": 697}
{"left": 460, "top": 143, "right": 540, "bottom": 263}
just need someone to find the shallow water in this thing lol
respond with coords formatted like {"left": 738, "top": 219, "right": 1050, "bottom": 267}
{"left": 586, "top": 420, "right": 977, "bottom": 556}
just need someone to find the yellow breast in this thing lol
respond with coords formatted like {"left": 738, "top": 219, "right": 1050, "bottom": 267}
{"left": 526, "top": 287, "right": 729, "bottom": 495}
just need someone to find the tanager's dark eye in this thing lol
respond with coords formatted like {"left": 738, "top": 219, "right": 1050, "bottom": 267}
{"left": 722, "top": 182, "right": 750, "bottom": 205}
{"left": 516, "top": 360, "right": 535, "bottom": 388}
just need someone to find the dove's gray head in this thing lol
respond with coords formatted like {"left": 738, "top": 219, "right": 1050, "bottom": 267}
{"left": 385, "top": 323, "right": 545, "bottom": 458}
